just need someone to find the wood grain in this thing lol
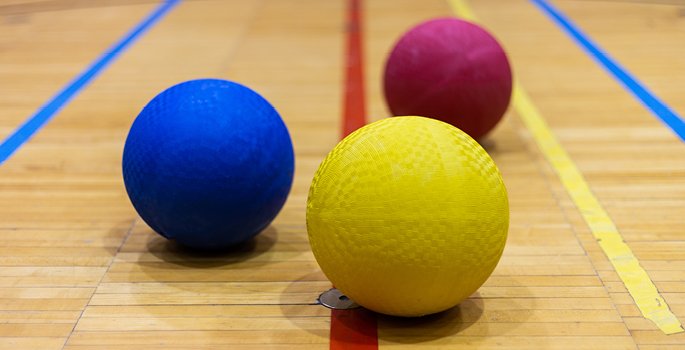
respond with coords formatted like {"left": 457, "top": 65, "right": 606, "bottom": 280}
{"left": 0, "top": 0, "right": 683, "bottom": 348}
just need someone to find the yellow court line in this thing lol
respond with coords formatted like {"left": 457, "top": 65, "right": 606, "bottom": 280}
{"left": 447, "top": 0, "right": 684, "bottom": 335}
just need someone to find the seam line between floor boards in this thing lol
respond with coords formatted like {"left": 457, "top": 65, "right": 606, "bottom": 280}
{"left": 61, "top": 218, "right": 138, "bottom": 350}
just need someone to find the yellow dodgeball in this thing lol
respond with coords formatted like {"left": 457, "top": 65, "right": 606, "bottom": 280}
{"left": 306, "top": 116, "right": 509, "bottom": 317}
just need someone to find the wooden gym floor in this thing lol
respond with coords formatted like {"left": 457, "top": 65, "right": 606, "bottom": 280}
{"left": 1, "top": 0, "right": 684, "bottom": 348}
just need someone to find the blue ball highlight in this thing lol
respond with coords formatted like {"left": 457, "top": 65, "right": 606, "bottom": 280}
{"left": 122, "top": 79, "right": 294, "bottom": 249}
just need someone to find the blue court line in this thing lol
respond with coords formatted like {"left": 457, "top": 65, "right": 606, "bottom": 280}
{"left": 531, "top": 0, "right": 685, "bottom": 141}
{"left": 0, "top": 0, "right": 180, "bottom": 165}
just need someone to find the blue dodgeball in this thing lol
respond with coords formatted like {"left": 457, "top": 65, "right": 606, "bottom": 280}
{"left": 122, "top": 79, "right": 294, "bottom": 249}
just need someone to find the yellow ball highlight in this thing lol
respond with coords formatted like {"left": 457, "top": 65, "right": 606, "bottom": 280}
{"left": 306, "top": 116, "right": 508, "bottom": 317}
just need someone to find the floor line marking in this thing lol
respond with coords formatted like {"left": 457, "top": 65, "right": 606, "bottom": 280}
{"left": 342, "top": 0, "right": 367, "bottom": 138}
{"left": 531, "top": 0, "right": 685, "bottom": 141}
{"left": 0, "top": 0, "right": 180, "bottom": 165}
{"left": 329, "top": 0, "right": 379, "bottom": 349}
{"left": 448, "top": 0, "right": 684, "bottom": 335}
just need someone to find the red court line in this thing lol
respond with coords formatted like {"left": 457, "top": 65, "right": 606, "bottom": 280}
{"left": 330, "top": 308, "right": 378, "bottom": 350}
{"left": 341, "top": 0, "right": 367, "bottom": 138}
{"left": 330, "top": 0, "right": 378, "bottom": 349}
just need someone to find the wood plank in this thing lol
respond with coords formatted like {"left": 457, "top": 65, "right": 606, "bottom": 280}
{"left": 632, "top": 330, "right": 685, "bottom": 345}
{"left": 65, "top": 345, "right": 326, "bottom": 350}
{"left": 0, "top": 337, "right": 65, "bottom": 350}
{"left": 74, "top": 317, "right": 330, "bottom": 332}
{"left": 81, "top": 305, "right": 329, "bottom": 318}
{"left": 0, "top": 323, "right": 73, "bottom": 337}
{"left": 66, "top": 330, "right": 328, "bottom": 346}
{"left": 0, "top": 298, "right": 89, "bottom": 311}
{"left": 377, "top": 336, "right": 637, "bottom": 349}
{"left": 378, "top": 321, "right": 629, "bottom": 336}
{"left": 0, "top": 287, "right": 94, "bottom": 299}
{"left": 0, "top": 310, "right": 81, "bottom": 323}
{"left": 0, "top": 267, "right": 106, "bottom": 287}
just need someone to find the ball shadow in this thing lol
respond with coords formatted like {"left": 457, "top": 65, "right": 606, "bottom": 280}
{"left": 478, "top": 137, "right": 497, "bottom": 153}
{"left": 278, "top": 278, "right": 489, "bottom": 345}
{"left": 376, "top": 294, "right": 485, "bottom": 344}
{"left": 144, "top": 225, "right": 278, "bottom": 269}
{"left": 277, "top": 272, "right": 331, "bottom": 341}
{"left": 130, "top": 224, "right": 284, "bottom": 316}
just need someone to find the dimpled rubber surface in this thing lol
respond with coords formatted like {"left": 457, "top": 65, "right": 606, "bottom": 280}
{"left": 123, "top": 79, "right": 294, "bottom": 249}
{"left": 307, "top": 117, "right": 508, "bottom": 317}
{"left": 383, "top": 18, "right": 512, "bottom": 140}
